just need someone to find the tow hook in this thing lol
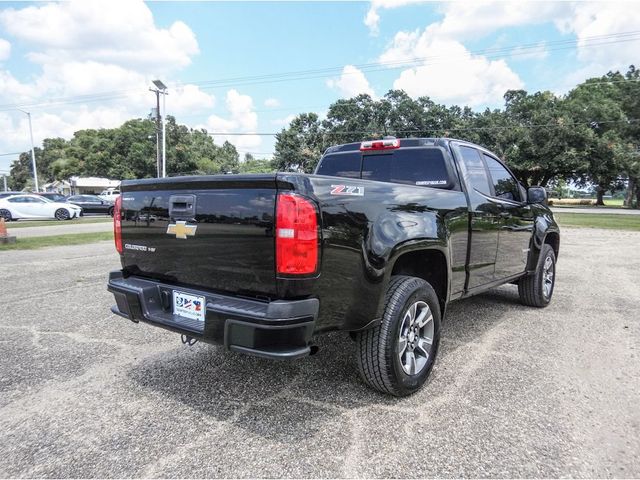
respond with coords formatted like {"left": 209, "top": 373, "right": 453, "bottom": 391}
{"left": 181, "top": 335, "right": 197, "bottom": 346}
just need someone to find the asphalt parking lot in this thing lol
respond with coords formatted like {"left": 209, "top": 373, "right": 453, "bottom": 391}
{"left": 0, "top": 228, "right": 638, "bottom": 478}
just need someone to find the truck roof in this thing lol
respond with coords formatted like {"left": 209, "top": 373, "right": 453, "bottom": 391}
{"left": 323, "top": 137, "right": 464, "bottom": 155}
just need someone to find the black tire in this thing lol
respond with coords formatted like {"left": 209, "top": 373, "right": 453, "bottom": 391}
{"left": 108, "top": 207, "right": 114, "bottom": 217}
{"left": 0, "top": 209, "right": 11, "bottom": 221}
{"left": 356, "top": 275, "right": 441, "bottom": 396}
{"left": 518, "top": 243, "right": 556, "bottom": 307}
{"left": 55, "top": 208, "right": 70, "bottom": 221}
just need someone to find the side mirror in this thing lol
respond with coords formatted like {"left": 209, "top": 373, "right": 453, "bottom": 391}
{"left": 527, "top": 186, "right": 548, "bottom": 204}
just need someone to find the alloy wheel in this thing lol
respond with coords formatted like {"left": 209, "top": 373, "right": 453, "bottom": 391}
{"left": 397, "top": 300, "right": 434, "bottom": 376}
{"left": 542, "top": 254, "right": 555, "bottom": 299}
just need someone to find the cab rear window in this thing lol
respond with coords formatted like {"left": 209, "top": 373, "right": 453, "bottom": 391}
{"left": 316, "top": 151, "right": 361, "bottom": 178}
{"left": 316, "top": 147, "right": 454, "bottom": 188}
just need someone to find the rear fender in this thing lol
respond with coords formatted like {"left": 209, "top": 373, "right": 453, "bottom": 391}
{"left": 369, "top": 210, "right": 450, "bottom": 320}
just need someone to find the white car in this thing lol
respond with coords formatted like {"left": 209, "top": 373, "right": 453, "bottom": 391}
{"left": 98, "top": 189, "right": 120, "bottom": 201}
{"left": 0, "top": 194, "right": 82, "bottom": 221}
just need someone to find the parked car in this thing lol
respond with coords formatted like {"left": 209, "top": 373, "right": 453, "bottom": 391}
{"left": 0, "top": 191, "right": 24, "bottom": 199}
{"left": 38, "top": 192, "right": 68, "bottom": 202}
{"left": 107, "top": 137, "right": 559, "bottom": 396}
{"left": 98, "top": 189, "right": 120, "bottom": 202}
{"left": 66, "top": 194, "right": 114, "bottom": 216}
{"left": 0, "top": 194, "right": 82, "bottom": 221}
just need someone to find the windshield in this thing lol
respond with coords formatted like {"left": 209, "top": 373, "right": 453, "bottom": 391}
{"left": 316, "top": 147, "right": 453, "bottom": 188}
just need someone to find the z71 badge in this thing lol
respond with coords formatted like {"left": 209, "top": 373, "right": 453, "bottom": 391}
{"left": 330, "top": 185, "right": 364, "bottom": 196}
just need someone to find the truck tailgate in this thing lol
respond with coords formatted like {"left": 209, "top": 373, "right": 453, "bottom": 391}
{"left": 119, "top": 175, "right": 277, "bottom": 297}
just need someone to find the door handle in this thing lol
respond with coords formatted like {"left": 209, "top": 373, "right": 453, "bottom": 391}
{"left": 169, "top": 194, "right": 196, "bottom": 219}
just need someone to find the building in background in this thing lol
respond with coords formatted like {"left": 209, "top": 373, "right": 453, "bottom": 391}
{"left": 42, "top": 180, "right": 72, "bottom": 195}
{"left": 69, "top": 176, "right": 120, "bottom": 195}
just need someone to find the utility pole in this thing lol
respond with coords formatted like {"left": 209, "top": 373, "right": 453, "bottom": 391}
{"left": 162, "top": 90, "right": 167, "bottom": 178}
{"left": 17, "top": 109, "right": 38, "bottom": 191}
{"left": 2, "top": 174, "right": 7, "bottom": 192}
{"left": 149, "top": 87, "right": 161, "bottom": 178}
{"left": 152, "top": 80, "right": 168, "bottom": 178}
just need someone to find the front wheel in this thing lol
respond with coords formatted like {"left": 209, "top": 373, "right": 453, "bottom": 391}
{"left": 55, "top": 208, "right": 70, "bottom": 221}
{"left": 518, "top": 243, "right": 556, "bottom": 307}
{"left": 108, "top": 207, "right": 114, "bottom": 217}
{"left": 0, "top": 209, "right": 12, "bottom": 221}
{"left": 355, "top": 276, "right": 441, "bottom": 396}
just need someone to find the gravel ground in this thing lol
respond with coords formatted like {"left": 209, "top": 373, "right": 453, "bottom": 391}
{"left": 0, "top": 228, "right": 638, "bottom": 478}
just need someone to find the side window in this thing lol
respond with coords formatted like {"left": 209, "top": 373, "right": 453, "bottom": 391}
{"left": 483, "top": 155, "right": 521, "bottom": 201}
{"left": 8, "top": 197, "right": 24, "bottom": 203}
{"left": 316, "top": 152, "right": 361, "bottom": 178}
{"left": 458, "top": 146, "right": 490, "bottom": 195}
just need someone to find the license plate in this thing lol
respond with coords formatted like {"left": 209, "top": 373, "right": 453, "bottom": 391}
{"left": 173, "top": 291, "right": 206, "bottom": 322}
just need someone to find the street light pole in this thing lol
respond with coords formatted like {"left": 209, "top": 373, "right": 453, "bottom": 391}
{"left": 152, "top": 80, "right": 168, "bottom": 178}
{"left": 17, "top": 109, "right": 38, "bottom": 192}
{"left": 162, "top": 90, "right": 167, "bottom": 178}
{"left": 149, "top": 88, "right": 161, "bottom": 178}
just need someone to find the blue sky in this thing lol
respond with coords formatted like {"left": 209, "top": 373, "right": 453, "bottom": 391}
{"left": 0, "top": 1, "right": 638, "bottom": 174}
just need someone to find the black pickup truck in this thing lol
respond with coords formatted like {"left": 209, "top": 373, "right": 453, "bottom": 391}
{"left": 108, "top": 137, "right": 559, "bottom": 396}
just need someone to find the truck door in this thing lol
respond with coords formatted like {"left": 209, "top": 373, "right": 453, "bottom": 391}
{"left": 482, "top": 154, "right": 534, "bottom": 279}
{"left": 453, "top": 145, "right": 500, "bottom": 289}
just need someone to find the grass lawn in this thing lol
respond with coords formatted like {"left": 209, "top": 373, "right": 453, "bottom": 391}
{"left": 4, "top": 217, "right": 112, "bottom": 229}
{"left": 549, "top": 198, "right": 629, "bottom": 209}
{"left": 555, "top": 213, "right": 640, "bottom": 231}
{"left": 0, "top": 231, "right": 113, "bottom": 250}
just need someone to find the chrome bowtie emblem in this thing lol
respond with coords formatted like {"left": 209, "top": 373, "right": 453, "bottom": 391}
{"left": 166, "top": 221, "right": 197, "bottom": 239}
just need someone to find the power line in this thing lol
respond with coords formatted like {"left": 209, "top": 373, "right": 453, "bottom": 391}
{"left": 0, "top": 30, "right": 639, "bottom": 112}
{"left": 207, "top": 118, "right": 640, "bottom": 137}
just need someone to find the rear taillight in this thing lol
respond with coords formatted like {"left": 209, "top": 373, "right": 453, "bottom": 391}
{"left": 114, "top": 196, "right": 123, "bottom": 254}
{"left": 276, "top": 193, "right": 318, "bottom": 275}
{"left": 360, "top": 138, "right": 400, "bottom": 151}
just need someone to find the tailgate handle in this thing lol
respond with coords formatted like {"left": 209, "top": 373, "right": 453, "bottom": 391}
{"left": 169, "top": 194, "right": 196, "bottom": 218}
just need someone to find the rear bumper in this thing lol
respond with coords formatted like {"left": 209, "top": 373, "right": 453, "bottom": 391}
{"left": 107, "top": 271, "right": 318, "bottom": 360}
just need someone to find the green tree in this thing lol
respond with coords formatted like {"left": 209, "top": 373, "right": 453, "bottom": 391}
{"left": 238, "top": 153, "right": 275, "bottom": 173}
{"left": 273, "top": 113, "right": 323, "bottom": 172}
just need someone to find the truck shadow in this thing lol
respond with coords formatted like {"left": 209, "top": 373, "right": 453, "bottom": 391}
{"left": 128, "top": 284, "right": 525, "bottom": 440}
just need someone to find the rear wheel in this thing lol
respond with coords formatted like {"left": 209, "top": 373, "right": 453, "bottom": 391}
{"left": 356, "top": 275, "right": 441, "bottom": 396}
{"left": 0, "top": 209, "right": 11, "bottom": 221}
{"left": 518, "top": 243, "right": 556, "bottom": 307}
{"left": 55, "top": 208, "right": 70, "bottom": 221}
{"left": 108, "top": 207, "right": 114, "bottom": 217}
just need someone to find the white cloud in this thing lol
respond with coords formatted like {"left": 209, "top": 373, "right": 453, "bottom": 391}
{"left": 169, "top": 84, "right": 215, "bottom": 113}
{"left": 364, "top": 0, "right": 426, "bottom": 35}
{"left": 421, "top": 1, "right": 566, "bottom": 41}
{"left": 555, "top": 2, "right": 640, "bottom": 71}
{"left": 264, "top": 98, "right": 280, "bottom": 108}
{"left": 0, "top": 38, "right": 10, "bottom": 61}
{"left": 0, "top": 106, "right": 133, "bottom": 154}
{"left": 377, "top": 2, "right": 571, "bottom": 107}
{"left": 390, "top": 37, "right": 523, "bottom": 107}
{"left": 511, "top": 41, "right": 548, "bottom": 61}
{"left": 206, "top": 89, "right": 261, "bottom": 152}
{"left": 327, "top": 65, "right": 375, "bottom": 98}
{"left": 0, "top": 1, "right": 199, "bottom": 71}
{"left": 271, "top": 114, "right": 296, "bottom": 127}
{"left": 0, "top": 0, "right": 207, "bottom": 169}
{"left": 364, "top": 7, "right": 381, "bottom": 36}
